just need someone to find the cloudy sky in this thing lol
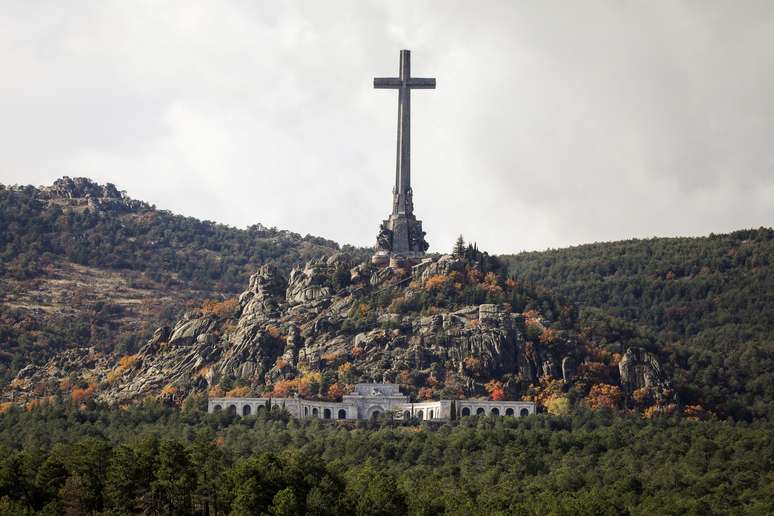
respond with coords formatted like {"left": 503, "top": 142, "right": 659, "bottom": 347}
{"left": 2, "top": 1, "right": 773, "bottom": 254}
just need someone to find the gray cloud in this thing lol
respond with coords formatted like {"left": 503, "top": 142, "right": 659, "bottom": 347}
{"left": 1, "top": 1, "right": 773, "bottom": 253}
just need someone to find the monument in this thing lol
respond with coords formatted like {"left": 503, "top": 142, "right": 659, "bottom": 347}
{"left": 373, "top": 50, "right": 435, "bottom": 264}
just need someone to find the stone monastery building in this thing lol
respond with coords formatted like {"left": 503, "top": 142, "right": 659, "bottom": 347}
{"left": 209, "top": 383, "right": 536, "bottom": 421}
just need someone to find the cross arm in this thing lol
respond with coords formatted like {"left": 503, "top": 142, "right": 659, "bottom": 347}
{"left": 407, "top": 77, "right": 436, "bottom": 89}
{"left": 374, "top": 77, "right": 402, "bottom": 89}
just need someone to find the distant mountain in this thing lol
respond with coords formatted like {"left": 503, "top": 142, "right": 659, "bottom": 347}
{"left": 502, "top": 228, "right": 774, "bottom": 420}
{"left": 0, "top": 177, "right": 368, "bottom": 383}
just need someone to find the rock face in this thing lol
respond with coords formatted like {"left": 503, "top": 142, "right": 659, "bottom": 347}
{"left": 618, "top": 347, "right": 670, "bottom": 395}
{"left": 5, "top": 252, "right": 675, "bottom": 408}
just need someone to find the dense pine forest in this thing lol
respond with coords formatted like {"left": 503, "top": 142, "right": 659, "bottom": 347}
{"left": 502, "top": 229, "right": 774, "bottom": 421}
{"left": 0, "top": 400, "right": 772, "bottom": 515}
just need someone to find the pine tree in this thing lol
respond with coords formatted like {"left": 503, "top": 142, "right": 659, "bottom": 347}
{"left": 453, "top": 235, "right": 466, "bottom": 257}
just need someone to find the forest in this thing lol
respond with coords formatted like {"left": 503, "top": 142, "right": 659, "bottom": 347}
{"left": 502, "top": 229, "right": 774, "bottom": 421}
{"left": 0, "top": 399, "right": 771, "bottom": 515}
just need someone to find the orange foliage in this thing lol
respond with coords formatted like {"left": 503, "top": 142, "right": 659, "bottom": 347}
{"left": 226, "top": 386, "right": 251, "bottom": 397}
{"left": 275, "top": 359, "right": 288, "bottom": 370}
{"left": 161, "top": 384, "right": 178, "bottom": 396}
{"left": 266, "top": 325, "right": 282, "bottom": 338}
{"left": 272, "top": 379, "right": 293, "bottom": 398}
{"left": 0, "top": 402, "right": 15, "bottom": 414}
{"left": 351, "top": 346, "right": 365, "bottom": 358}
{"left": 632, "top": 387, "right": 653, "bottom": 407}
{"left": 201, "top": 297, "right": 240, "bottom": 319}
{"left": 466, "top": 268, "right": 482, "bottom": 284}
{"left": 463, "top": 356, "right": 482, "bottom": 374}
{"left": 425, "top": 275, "right": 449, "bottom": 290}
{"left": 327, "top": 383, "right": 344, "bottom": 401}
{"left": 321, "top": 351, "right": 341, "bottom": 362}
{"left": 466, "top": 319, "right": 481, "bottom": 329}
{"left": 71, "top": 382, "right": 97, "bottom": 403}
{"left": 484, "top": 380, "right": 505, "bottom": 401}
{"left": 194, "top": 366, "right": 210, "bottom": 379}
{"left": 539, "top": 328, "right": 558, "bottom": 345}
{"left": 586, "top": 384, "right": 622, "bottom": 410}
{"left": 107, "top": 354, "right": 139, "bottom": 384}
{"left": 522, "top": 375, "right": 566, "bottom": 407}
{"left": 418, "top": 387, "right": 434, "bottom": 400}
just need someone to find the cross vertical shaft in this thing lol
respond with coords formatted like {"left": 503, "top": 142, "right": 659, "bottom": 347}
{"left": 374, "top": 49, "right": 435, "bottom": 256}
{"left": 396, "top": 49, "right": 411, "bottom": 215}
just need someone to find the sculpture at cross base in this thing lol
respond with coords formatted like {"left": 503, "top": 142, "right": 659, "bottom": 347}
{"left": 373, "top": 49, "right": 434, "bottom": 258}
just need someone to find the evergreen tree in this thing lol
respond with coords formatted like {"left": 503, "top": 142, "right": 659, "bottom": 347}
{"left": 453, "top": 235, "right": 466, "bottom": 258}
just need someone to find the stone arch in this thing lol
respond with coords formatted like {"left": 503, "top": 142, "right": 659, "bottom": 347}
{"left": 213, "top": 404, "right": 222, "bottom": 412}
{"left": 403, "top": 410, "right": 411, "bottom": 420}
{"left": 491, "top": 407, "right": 499, "bottom": 416}
{"left": 227, "top": 405, "right": 237, "bottom": 415}
{"left": 505, "top": 408, "right": 514, "bottom": 416}
{"left": 312, "top": 407, "right": 319, "bottom": 417}
{"left": 461, "top": 407, "right": 470, "bottom": 417}
{"left": 242, "top": 405, "right": 252, "bottom": 416}
{"left": 429, "top": 409, "right": 434, "bottom": 419}
{"left": 323, "top": 408, "right": 331, "bottom": 419}
{"left": 520, "top": 408, "right": 530, "bottom": 417}
{"left": 304, "top": 406, "right": 309, "bottom": 417}
{"left": 367, "top": 405, "right": 385, "bottom": 419}
{"left": 416, "top": 410, "right": 424, "bottom": 420}
{"left": 257, "top": 405, "right": 266, "bottom": 414}
{"left": 476, "top": 407, "right": 485, "bottom": 416}
{"left": 338, "top": 409, "right": 347, "bottom": 420}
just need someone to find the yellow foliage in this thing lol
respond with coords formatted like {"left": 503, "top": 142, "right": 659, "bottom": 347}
{"left": 194, "top": 366, "right": 210, "bottom": 379}
{"left": 226, "top": 386, "right": 251, "bottom": 397}
{"left": 545, "top": 396, "right": 571, "bottom": 415}
{"left": 338, "top": 362, "right": 353, "bottom": 377}
{"left": 208, "top": 385, "right": 225, "bottom": 397}
{"left": 0, "top": 402, "right": 15, "bottom": 414}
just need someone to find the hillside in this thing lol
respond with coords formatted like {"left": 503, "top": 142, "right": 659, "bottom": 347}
{"left": 6, "top": 243, "right": 677, "bottom": 422}
{"left": 502, "top": 228, "right": 774, "bottom": 421}
{"left": 0, "top": 177, "right": 368, "bottom": 383}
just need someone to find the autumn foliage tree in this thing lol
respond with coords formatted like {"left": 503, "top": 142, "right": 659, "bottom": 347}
{"left": 586, "top": 384, "right": 623, "bottom": 410}
{"left": 484, "top": 380, "right": 505, "bottom": 401}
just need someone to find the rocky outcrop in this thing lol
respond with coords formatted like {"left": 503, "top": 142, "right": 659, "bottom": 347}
{"left": 618, "top": 347, "right": 671, "bottom": 395}
{"left": 3, "top": 253, "right": 675, "bottom": 409}
{"left": 240, "top": 265, "right": 287, "bottom": 317}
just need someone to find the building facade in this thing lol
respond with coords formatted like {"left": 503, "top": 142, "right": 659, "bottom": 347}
{"left": 208, "top": 383, "right": 536, "bottom": 421}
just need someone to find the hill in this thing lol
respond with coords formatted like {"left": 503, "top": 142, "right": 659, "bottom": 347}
{"left": 501, "top": 229, "right": 774, "bottom": 420}
{"left": 0, "top": 177, "right": 368, "bottom": 383}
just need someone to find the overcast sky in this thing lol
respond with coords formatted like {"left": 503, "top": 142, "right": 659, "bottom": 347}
{"left": 2, "top": 1, "right": 773, "bottom": 254}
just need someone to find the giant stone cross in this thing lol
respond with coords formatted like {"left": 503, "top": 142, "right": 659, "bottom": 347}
{"left": 373, "top": 50, "right": 435, "bottom": 256}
